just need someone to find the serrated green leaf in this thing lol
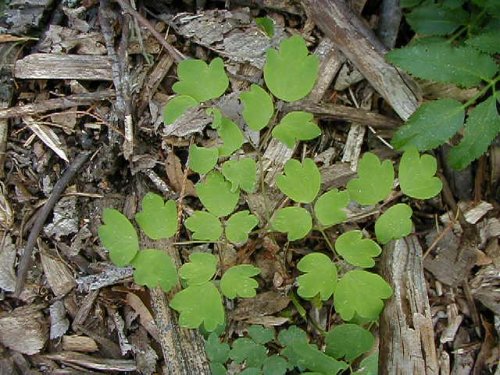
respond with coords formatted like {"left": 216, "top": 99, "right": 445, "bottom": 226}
{"left": 220, "top": 264, "right": 260, "bottom": 299}
{"left": 263, "top": 355, "right": 288, "bottom": 375}
{"left": 405, "top": 3, "right": 468, "bottom": 35}
{"left": 210, "top": 363, "right": 227, "bottom": 375}
{"left": 241, "top": 85, "right": 274, "bottom": 131}
{"left": 264, "top": 36, "right": 319, "bottom": 102}
{"left": 375, "top": 204, "right": 413, "bottom": 244}
{"left": 205, "top": 332, "right": 230, "bottom": 363}
{"left": 297, "top": 253, "right": 337, "bottom": 301}
{"left": 196, "top": 172, "right": 240, "bottom": 217}
{"left": 188, "top": 145, "right": 218, "bottom": 174}
{"left": 184, "top": 211, "right": 222, "bottom": 241}
{"left": 325, "top": 324, "right": 375, "bottom": 362}
{"left": 248, "top": 325, "right": 275, "bottom": 345}
{"left": 399, "top": 147, "right": 442, "bottom": 199}
{"left": 217, "top": 117, "right": 245, "bottom": 157}
{"left": 98, "top": 208, "right": 139, "bottom": 267}
{"left": 346, "top": 153, "right": 394, "bottom": 205}
{"left": 276, "top": 158, "right": 321, "bottom": 203}
{"left": 334, "top": 270, "right": 393, "bottom": 321}
{"left": 163, "top": 95, "right": 199, "bottom": 125}
{"left": 179, "top": 252, "right": 218, "bottom": 286}
{"left": 448, "top": 96, "right": 500, "bottom": 170}
{"left": 130, "top": 249, "right": 177, "bottom": 292}
{"left": 173, "top": 58, "right": 229, "bottom": 102}
{"left": 466, "top": 30, "right": 500, "bottom": 54}
{"left": 135, "top": 193, "right": 177, "bottom": 240}
{"left": 272, "top": 111, "right": 321, "bottom": 148}
{"left": 230, "top": 338, "right": 268, "bottom": 368}
{"left": 271, "top": 207, "right": 312, "bottom": 241}
{"left": 255, "top": 17, "right": 275, "bottom": 37}
{"left": 225, "top": 211, "right": 259, "bottom": 244}
{"left": 354, "top": 352, "right": 378, "bottom": 375}
{"left": 221, "top": 158, "right": 257, "bottom": 193}
{"left": 170, "top": 282, "right": 224, "bottom": 331}
{"left": 387, "top": 44, "right": 497, "bottom": 88}
{"left": 392, "top": 98, "right": 465, "bottom": 151}
{"left": 314, "top": 189, "right": 349, "bottom": 227}
{"left": 334, "top": 231, "right": 382, "bottom": 268}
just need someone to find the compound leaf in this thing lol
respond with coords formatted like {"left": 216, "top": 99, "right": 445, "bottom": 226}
{"left": 391, "top": 99, "right": 465, "bottom": 151}
{"left": 240, "top": 85, "right": 274, "bottom": 131}
{"left": 170, "top": 282, "right": 224, "bottom": 331}
{"left": 386, "top": 43, "right": 497, "bottom": 88}
{"left": 230, "top": 338, "right": 268, "bottom": 368}
{"left": 271, "top": 207, "right": 312, "bottom": 241}
{"left": 466, "top": 31, "right": 500, "bottom": 54}
{"left": 130, "top": 249, "right": 177, "bottom": 292}
{"left": 334, "top": 231, "right": 382, "bottom": 268}
{"left": 297, "top": 253, "right": 337, "bottom": 301}
{"left": 272, "top": 111, "right": 321, "bottom": 148}
{"left": 135, "top": 193, "right": 177, "bottom": 240}
{"left": 173, "top": 58, "right": 229, "bottom": 102}
{"left": 163, "top": 95, "right": 199, "bottom": 125}
{"left": 448, "top": 96, "right": 500, "bottom": 170}
{"left": 98, "top": 208, "right": 138, "bottom": 267}
{"left": 325, "top": 324, "right": 375, "bottom": 362}
{"left": 179, "top": 252, "right": 218, "bottom": 286}
{"left": 346, "top": 153, "right": 394, "bottom": 205}
{"left": 264, "top": 36, "right": 319, "bottom": 102}
{"left": 217, "top": 117, "right": 245, "bottom": 157}
{"left": 263, "top": 355, "right": 289, "bottom": 375}
{"left": 375, "top": 204, "right": 413, "bottom": 245}
{"left": 205, "top": 332, "right": 230, "bottom": 363}
{"left": 399, "top": 147, "right": 442, "bottom": 199}
{"left": 196, "top": 172, "right": 240, "bottom": 217}
{"left": 189, "top": 145, "right": 218, "bottom": 175}
{"left": 220, "top": 264, "right": 260, "bottom": 299}
{"left": 221, "top": 158, "right": 257, "bottom": 193}
{"left": 334, "top": 270, "right": 393, "bottom": 321}
{"left": 184, "top": 211, "right": 223, "bottom": 242}
{"left": 276, "top": 158, "right": 321, "bottom": 203}
{"left": 248, "top": 325, "right": 275, "bottom": 345}
{"left": 405, "top": 3, "right": 468, "bottom": 35}
{"left": 225, "top": 211, "right": 259, "bottom": 244}
{"left": 314, "top": 189, "right": 350, "bottom": 227}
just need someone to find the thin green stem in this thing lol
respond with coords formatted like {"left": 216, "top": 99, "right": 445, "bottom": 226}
{"left": 461, "top": 75, "right": 499, "bottom": 109}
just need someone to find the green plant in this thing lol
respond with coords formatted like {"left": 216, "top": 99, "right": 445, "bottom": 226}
{"left": 386, "top": 0, "right": 500, "bottom": 169}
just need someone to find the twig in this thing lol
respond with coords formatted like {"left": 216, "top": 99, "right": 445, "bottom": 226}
{"left": 14, "top": 151, "right": 93, "bottom": 297}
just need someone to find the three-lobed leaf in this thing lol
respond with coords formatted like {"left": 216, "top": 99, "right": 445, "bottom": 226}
{"left": 325, "top": 324, "right": 375, "bottom": 362}
{"left": 263, "top": 355, "right": 289, "bottom": 375}
{"left": 135, "top": 193, "right": 178, "bottom": 240}
{"left": 334, "top": 231, "right": 382, "bottom": 268}
{"left": 230, "top": 338, "right": 268, "bottom": 368}
{"left": 163, "top": 95, "right": 198, "bottom": 125}
{"left": 196, "top": 172, "right": 240, "bottom": 217}
{"left": 184, "top": 211, "right": 223, "bottom": 241}
{"left": 189, "top": 145, "right": 218, "bottom": 175}
{"left": 221, "top": 158, "right": 257, "bottom": 193}
{"left": 375, "top": 203, "right": 413, "bottom": 245}
{"left": 271, "top": 207, "right": 312, "bottom": 241}
{"left": 272, "top": 111, "right": 321, "bottom": 148}
{"left": 248, "top": 325, "right": 275, "bottom": 345}
{"left": 276, "top": 158, "right": 321, "bottom": 203}
{"left": 314, "top": 189, "right": 349, "bottom": 227}
{"left": 179, "top": 252, "right": 218, "bottom": 286}
{"left": 220, "top": 264, "right": 260, "bottom": 299}
{"left": 297, "top": 253, "right": 337, "bottom": 301}
{"left": 225, "top": 211, "right": 259, "bottom": 244}
{"left": 217, "top": 117, "right": 245, "bottom": 157}
{"left": 130, "top": 249, "right": 178, "bottom": 292}
{"left": 399, "top": 147, "right": 442, "bottom": 199}
{"left": 240, "top": 84, "right": 274, "bottom": 131}
{"left": 205, "top": 332, "right": 230, "bottom": 363}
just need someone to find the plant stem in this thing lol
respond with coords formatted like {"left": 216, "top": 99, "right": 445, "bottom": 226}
{"left": 461, "top": 75, "right": 499, "bottom": 109}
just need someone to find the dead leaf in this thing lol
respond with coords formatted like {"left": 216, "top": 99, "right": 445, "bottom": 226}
{"left": 23, "top": 116, "right": 69, "bottom": 162}
{"left": 165, "top": 152, "right": 196, "bottom": 197}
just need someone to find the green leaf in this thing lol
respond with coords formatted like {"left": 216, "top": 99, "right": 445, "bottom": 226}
{"left": 314, "top": 189, "right": 350, "bottom": 227}
{"left": 355, "top": 352, "right": 378, "bottom": 375}
{"left": 346, "top": 153, "right": 394, "bottom": 205}
{"left": 334, "top": 231, "right": 382, "bottom": 268}
{"left": 399, "top": 147, "right": 442, "bottom": 199}
{"left": 179, "top": 252, "right": 218, "bottom": 286}
{"left": 263, "top": 355, "right": 289, "bottom": 375}
{"left": 276, "top": 158, "right": 321, "bottom": 203}
{"left": 405, "top": 3, "right": 468, "bottom": 35}
{"left": 170, "top": 282, "right": 225, "bottom": 331}
{"left": 163, "top": 95, "right": 199, "bottom": 125}
{"left": 271, "top": 207, "right": 312, "bottom": 241}
{"left": 225, "top": 211, "right": 259, "bottom": 244}
{"left": 264, "top": 36, "right": 319, "bottom": 102}
{"left": 386, "top": 44, "right": 497, "bottom": 88}
{"left": 392, "top": 99, "right": 465, "bottom": 151}
{"left": 325, "top": 324, "right": 375, "bottom": 362}
{"left": 277, "top": 326, "right": 308, "bottom": 346}
{"left": 217, "top": 117, "right": 245, "bottom": 157}
{"left": 135, "top": 193, "right": 177, "bottom": 240}
{"left": 172, "top": 58, "right": 229, "bottom": 102}
{"left": 448, "top": 96, "right": 500, "bottom": 170}
{"left": 272, "top": 111, "right": 321, "bottom": 148}
{"left": 98, "top": 208, "right": 138, "bottom": 267}
{"left": 130, "top": 249, "right": 177, "bottom": 292}
{"left": 248, "top": 325, "right": 275, "bottom": 345}
{"left": 229, "top": 338, "right": 268, "bottom": 368}
{"left": 210, "top": 363, "right": 227, "bottom": 375}
{"left": 466, "top": 31, "right": 500, "bottom": 54}
{"left": 221, "top": 158, "right": 257, "bottom": 193}
{"left": 375, "top": 204, "right": 413, "bottom": 244}
{"left": 240, "top": 85, "right": 274, "bottom": 131}
{"left": 188, "top": 145, "right": 218, "bottom": 174}
{"left": 255, "top": 17, "right": 275, "bottom": 37}
{"left": 184, "top": 211, "right": 223, "bottom": 241}
{"left": 208, "top": 107, "right": 223, "bottom": 130}
{"left": 220, "top": 264, "right": 260, "bottom": 299}
{"left": 240, "top": 368, "right": 261, "bottom": 375}
{"left": 205, "top": 332, "right": 230, "bottom": 363}
{"left": 297, "top": 253, "right": 337, "bottom": 301}
{"left": 334, "top": 270, "right": 393, "bottom": 321}
{"left": 196, "top": 172, "right": 240, "bottom": 217}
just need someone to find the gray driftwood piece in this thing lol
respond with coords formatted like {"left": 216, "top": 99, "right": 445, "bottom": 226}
{"left": 379, "top": 236, "right": 439, "bottom": 375}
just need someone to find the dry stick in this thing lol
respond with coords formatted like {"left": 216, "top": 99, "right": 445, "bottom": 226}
{"left": 14, "top": 151, "right": 93, "bottom": 297}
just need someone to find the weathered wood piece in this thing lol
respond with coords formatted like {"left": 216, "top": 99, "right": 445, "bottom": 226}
{"left": 14, "top": 54, "right": 113, "bottom": 80}
{"left": 43, "top": 352, "right": 136, "bottom": 372}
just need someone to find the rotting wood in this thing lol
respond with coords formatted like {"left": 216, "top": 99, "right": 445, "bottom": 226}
{"left": 43, "top": 351, "right": 136, "bottom": 372}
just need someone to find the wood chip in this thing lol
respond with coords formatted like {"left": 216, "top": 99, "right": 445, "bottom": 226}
{"left": 0, "top": 234, "right": 16, "bottom": 292}
{"left": 23, "top": 116, "right": 69, "bottom": 162}
{"left": 44, "top": 352, "right": 136, "bottom": 372}
{"left": 41, "top": 250, "right": 75, "bottom": 297}
{"left": 62, "top": 335, "right": 99, "bottom": 353}
{"left": 50, "top": 300, "right": 70, "bottom": 339}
